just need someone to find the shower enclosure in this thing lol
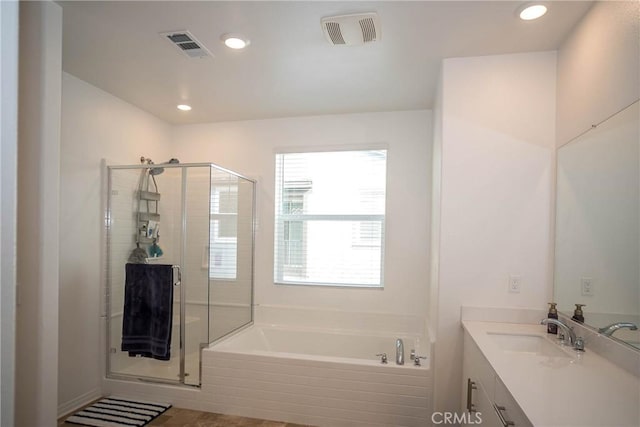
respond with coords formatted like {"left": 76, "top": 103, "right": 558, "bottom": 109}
{"left": 105, "top": 161, "right": 255, "bottom": 386}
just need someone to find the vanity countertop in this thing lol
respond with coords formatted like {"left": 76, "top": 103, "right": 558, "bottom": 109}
{"left": 462, "top": 321, "right": 640, "bottom": 427}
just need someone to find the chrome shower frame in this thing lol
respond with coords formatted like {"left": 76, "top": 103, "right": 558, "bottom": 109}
{"left": 103, "top": 162, "right": 256, "bottom": 388}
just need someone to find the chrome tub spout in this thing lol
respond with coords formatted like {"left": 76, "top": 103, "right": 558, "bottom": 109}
{"left": 395, "top": 338, "right": 404, "bottom": 365}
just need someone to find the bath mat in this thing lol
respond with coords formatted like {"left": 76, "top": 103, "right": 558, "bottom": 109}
{"left": 65, "top": 396, "right": 171, "bottom": 427}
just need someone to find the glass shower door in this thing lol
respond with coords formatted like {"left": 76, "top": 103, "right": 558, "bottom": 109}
{"left": 181, "top": 166, "right": 213, "bottom": 386}
{"left": 106, "top": 163, "right": 255, "bottom": 387}
{"left": 106, "top": 166, "right": 183, "bottom": 383}
{"left": 208, "top": 169, "right": 255, "bottom": 342}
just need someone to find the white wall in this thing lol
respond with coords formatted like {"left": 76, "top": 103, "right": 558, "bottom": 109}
{"left": 556, "top": 0, "right": 640, "bottom": 145}
{"left": 0, "top": 1, "right": 18, "bottom": 424}
{"left": 16, "top": 1, "right": 62, "bottom": 425}
{"left": 58, "top": 72, "right": 172, "bottom": 415}
{"left": 40, "top": 0, "right": 640, "bottom": 420}
{"left": 433, "top": 51, "right": 557, "bottom": 414}
{"left": 172, "top": 111, "right": 432, "bottom": 317}
{"left": 429, "top": 70, "right": 443, "bottom": 416}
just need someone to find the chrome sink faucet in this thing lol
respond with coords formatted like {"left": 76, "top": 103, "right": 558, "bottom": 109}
{"left": 396, "top": 338, "right": 404, "bottom": 365}
{"left": 540, "top": 318, "right": 579, "bottom": 349}
{"left": 598, "top": 322, "right": 638, "bottom": 336}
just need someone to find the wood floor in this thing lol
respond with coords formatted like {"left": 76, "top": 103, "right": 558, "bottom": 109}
{"left": 60, "top": 406, "right": 314, "bottom": 427}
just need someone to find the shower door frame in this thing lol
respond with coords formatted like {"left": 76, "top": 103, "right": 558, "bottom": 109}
{"left": 104, "top": 162, "right": 256, "bottom": 387}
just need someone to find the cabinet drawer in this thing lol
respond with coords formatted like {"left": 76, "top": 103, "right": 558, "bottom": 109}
{"left": 463, "top": 332, "right": 495, "bottom": 397}
{"left": 466, "top": 380, "right": 503, "bottom": 427}
{"left": 494, "top": 377, "right": 533, "bottom": 427}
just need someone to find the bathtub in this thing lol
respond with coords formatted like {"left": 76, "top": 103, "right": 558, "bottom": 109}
{"left": 202, "top": 324, "right": 431, "bottom": 427}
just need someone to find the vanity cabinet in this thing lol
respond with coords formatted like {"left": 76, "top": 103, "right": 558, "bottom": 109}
{"left": 462, "top": 332, "right": 532, "bottom": 427}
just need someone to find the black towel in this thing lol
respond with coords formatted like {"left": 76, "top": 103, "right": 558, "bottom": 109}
{"left": 121, "top": 263, "right": 174, "bottom": 361}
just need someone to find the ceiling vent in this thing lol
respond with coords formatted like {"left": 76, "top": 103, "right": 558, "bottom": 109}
{"left": 321, "top": 12, "right": 380, "bottom": 46}
{"left": 160, "top": 30, "right": 213, "bottom": 59}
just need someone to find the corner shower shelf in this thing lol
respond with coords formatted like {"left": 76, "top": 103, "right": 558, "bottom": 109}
{"left": 137, "top": 236, "right": 157, "bottom": 245}
{"left": 138, "top": 212, "right": 160, "bottom": 222}
{"left": 139, "top": 190, "right": 161, "bottom": 201}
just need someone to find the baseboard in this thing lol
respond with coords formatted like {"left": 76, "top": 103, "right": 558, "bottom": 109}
{"left": 57, "top": 388, "right": 102, "bottom": 419}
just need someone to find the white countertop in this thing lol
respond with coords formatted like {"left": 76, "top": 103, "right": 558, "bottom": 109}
{"left": 462, "top": 321, "right": 640, "bottom": 427}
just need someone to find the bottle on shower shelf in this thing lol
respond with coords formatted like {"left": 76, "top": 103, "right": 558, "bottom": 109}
{"left": 148, "top": 241, "right": 163, "bottom": 258}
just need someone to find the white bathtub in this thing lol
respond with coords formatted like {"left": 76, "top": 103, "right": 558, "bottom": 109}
{"left": 202, "top": 324, "right": 431, "bottom": 427}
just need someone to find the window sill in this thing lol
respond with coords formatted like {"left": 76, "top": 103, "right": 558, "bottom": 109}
{"left": 274, "top": 281, "right": 383, "bottom": 289}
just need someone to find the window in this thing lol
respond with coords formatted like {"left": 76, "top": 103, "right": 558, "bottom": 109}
{"left": 274, "top": 149, "right": 387, "bottom": 287}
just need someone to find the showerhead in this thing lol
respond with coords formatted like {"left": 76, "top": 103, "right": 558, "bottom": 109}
{"left": 149, "top": 158, "right": 179, "bottom": 175}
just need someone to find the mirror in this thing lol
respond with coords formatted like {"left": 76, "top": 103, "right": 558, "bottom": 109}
{"left": 555, "top": 101, "right": 639, "bottom": 350}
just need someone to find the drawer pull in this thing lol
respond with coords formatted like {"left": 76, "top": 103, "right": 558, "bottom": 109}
{"left": 466, "top": 378, "right": 477, "bottom": 412}
{"left": 494, "top": 404, "right": 515, "bottom": 426}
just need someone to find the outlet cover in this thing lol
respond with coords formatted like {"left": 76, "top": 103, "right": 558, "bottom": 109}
{"left": 508, "top": 275, "right": 522, "bottom": 293}
{"left": 581, "top": 277, "right": 594, "bottom": 296}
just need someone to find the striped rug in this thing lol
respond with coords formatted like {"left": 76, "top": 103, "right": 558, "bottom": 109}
{"left": 65, "top": 396, "right": 171, "bottom": 427}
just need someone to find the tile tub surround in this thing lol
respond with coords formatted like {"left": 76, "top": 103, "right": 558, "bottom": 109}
{"left": 204, "top": 324, "right": 431, "bottom": 427}
{"left": 103, "top": 335, "right": 431, "bottom": 427}
{"left": 103, "top": 307, "right": 431, "bottom": 426}
{"left": 463, "top": 321, "right": 640, "bottom": 426}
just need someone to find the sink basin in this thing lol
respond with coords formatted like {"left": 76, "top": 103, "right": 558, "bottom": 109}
{"left": 487, "top": 332, "right": 570, "bottom": 358}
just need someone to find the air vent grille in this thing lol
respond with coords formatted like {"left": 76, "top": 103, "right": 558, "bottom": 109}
{"left": 359, "top": 18, "right": 377, "bottom": 43}
{"left": 178, "top": 42, "right": 200, "bottom": 51}
{"left": 167, "top": 34, "right": 192, "bottom": 43}
{"left": 321, "top": 12, "right": 380, "bottom": 46}
{"left": 160, "top": 30, "right": 213, "bottom": 59}
{"left": 325, "top": 22, "right": 346, "bottom": 45}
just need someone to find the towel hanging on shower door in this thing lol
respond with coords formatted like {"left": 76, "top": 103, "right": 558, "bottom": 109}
{"left": 121, "top": 263, "right": 174, "bottom": 360}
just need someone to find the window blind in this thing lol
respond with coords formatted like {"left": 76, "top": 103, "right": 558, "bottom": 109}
{"left": 274, "top": 149, "right": 387, "bottom": 287}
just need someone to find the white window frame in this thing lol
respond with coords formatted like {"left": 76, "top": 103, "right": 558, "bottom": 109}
{"left": 274, "top": 149, "right": 387, "bottom": 288}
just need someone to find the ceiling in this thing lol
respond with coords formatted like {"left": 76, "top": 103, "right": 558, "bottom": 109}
{"left": 60, "top": 1, "right": 593, "bottom": 125}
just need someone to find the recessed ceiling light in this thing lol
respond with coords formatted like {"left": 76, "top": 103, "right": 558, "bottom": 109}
{"left": 518, "top": 3, "right": 548, "bottom": 20}
{"left": 221, "top": 33, "right": 250, "bottom": 50}
{"left": 177, "top": 104, "right": 192, "bottom": 111}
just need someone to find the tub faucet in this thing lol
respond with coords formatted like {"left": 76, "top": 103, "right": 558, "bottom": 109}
{"left": 598, "top": 322, "right": 638, "bottom": 337}
{"left": 540, "top": 318, "right": 577, "bottom": 347}
{"left": 395, "top": 338, "right": 404, "bottom": 365}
